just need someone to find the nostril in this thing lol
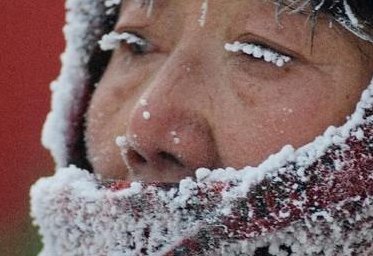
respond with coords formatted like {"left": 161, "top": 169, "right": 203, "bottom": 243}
{"left": 158, "top": 151, "right": 185, "bottom": 168}
{"left": 127, "top": 149, "right": 147, "bottom": 164}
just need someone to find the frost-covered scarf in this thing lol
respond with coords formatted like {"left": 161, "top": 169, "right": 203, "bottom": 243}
{"left": 31, "top": 0, "right": 373, "bottom": 255}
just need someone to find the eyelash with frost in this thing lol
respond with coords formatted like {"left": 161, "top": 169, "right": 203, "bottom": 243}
{"left": 104, "top": 0, "right": 121, "bottom": 8}
{"left": 225, "top": 41, "right": 291, "bottom": 67}
{"left": 98, "top": 31, "right": 147, "bottom": 51}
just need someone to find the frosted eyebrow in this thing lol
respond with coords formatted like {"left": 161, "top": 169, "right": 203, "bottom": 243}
{"left": 224, "top": 41, "right": 292, "bottom": 67}
{"left": 98, "top": 31, "right": 147, "bottom": 51}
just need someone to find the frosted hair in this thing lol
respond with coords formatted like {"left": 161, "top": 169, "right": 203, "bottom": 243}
{"left": 276, "top": 0, "right": 373, "bottom": 43}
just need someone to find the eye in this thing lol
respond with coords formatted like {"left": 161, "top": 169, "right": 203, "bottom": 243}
{"left": 98, "top": 31, "right": 151, "bottom": 55}
{"left": 224, "top": 41, "right": 292, "bottom": 67}
{"left": 126, "top": 39, "right": 150, "bottom": 55}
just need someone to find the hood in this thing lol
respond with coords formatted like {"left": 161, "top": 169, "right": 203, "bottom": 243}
{"left": 31, "top": 0, "right": 373, "bottom": 255}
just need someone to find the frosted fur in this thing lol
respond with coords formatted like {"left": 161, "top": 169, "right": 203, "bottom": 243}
{"left": 42, "top": 0, "right": 107, "bottom": 168}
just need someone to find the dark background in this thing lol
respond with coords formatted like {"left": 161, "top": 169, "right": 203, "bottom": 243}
{"left": 1, "top": 2, "right": 64, "bottom": 255}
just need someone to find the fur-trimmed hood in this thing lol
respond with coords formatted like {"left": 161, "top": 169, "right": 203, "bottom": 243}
{"left": 31, "top": 1, "right": 373, "bottom": 255}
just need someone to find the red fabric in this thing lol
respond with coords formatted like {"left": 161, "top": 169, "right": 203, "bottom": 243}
{"left": 0, "top": 1, "right": 62, "bottom": 228}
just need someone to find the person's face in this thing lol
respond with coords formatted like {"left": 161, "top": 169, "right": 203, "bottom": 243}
{"left": 86, "top": 0, "right": 373, "bottom": 182}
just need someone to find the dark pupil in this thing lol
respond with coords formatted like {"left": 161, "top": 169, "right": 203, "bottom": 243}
{"left": 129, "top": 43, "right": 147, "bottom": 55}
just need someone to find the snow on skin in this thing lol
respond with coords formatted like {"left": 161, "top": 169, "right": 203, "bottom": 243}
{"left": 170, "top": 131, "right": 181, "bottom": 144}
{"left": 115, "top": 135, "right": 129, "bottom": 154}
{"left": 282, "top": 107, "right": 294, "bottom": 114}
{"left": 198, "top": 0, "right": 209, "bottom": 27}
{"left": 142, "top": 111, "right": 151, "bottom": 120}
{"left": 139, "top": 98, "right": 148, "bottom": 107}
{"left": 225, "top": 41, "right": 291, "bottom": 67}
{"left": 115, "top": 135, "right": 128, "bottom": 148}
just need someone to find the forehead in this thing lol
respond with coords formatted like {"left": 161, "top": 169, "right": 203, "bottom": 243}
{"left": 115, "top": 0, "right": 304, "bottom": 35}
{"left": 117, "top": 0, "right": 280, "bottom": 24}
{"left": 115, "top": 0, "right": 316, "bottom": 53}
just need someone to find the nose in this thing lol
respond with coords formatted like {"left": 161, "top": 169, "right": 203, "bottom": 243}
{"left": 124, "top": 102, "right": 219, "bottom": 182}
{"left": 122, "top": 59, "right": 220, "bottom": 182}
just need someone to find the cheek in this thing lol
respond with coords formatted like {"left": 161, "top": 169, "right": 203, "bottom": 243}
{"left": 212, "top": 68, "right": 345, "bottom": 168}
{"left": 84, "top": 49, "right": 163, "bottom": 179}
{"left": 85, "top": 74, "right": 142, "bottom": 179}
{"left": 85, "top": 94, "right": 128, "bottom": 179}
{"left": 84, "top": 46, "right": 367, "bottom": 176}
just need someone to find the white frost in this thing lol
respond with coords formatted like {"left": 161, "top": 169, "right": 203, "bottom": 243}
{"left": 170, "top": 131, "right": 181, "bottom": 144}
{"left": 139, "top": 98, "right": 148, "bottom": 107}
{"left": 31, "top": 165, "right": 373, "bottom": 256}
{"left": 98, "top": 31, "right": 146, "bottom": 51}
{"left": 142, "top": 111, "right": 151, "bottom": 120}
{"left": 225, "top": 41, "right": 291, "bottom": 67}
{"left": 198, "top": 0, "right": 209, "bottom": 27}
{"left": 104, "top": 0, "right": 121, "bottom": 8}
{"left": 115, "top": 135, "right": 128, "bottom": 148}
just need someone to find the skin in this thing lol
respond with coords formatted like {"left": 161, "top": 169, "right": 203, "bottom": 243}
{"left": 85, "top": 0, "right": 373, "bottom": 182}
